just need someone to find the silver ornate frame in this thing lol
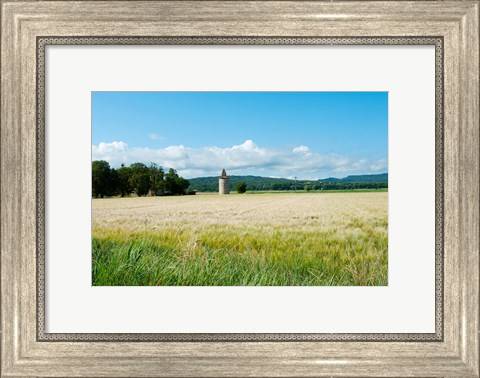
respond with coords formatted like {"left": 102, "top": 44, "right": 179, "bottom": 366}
{"left": 36, "top": 36, "right": 444, "bottom": 343}
{"left": 2, "top": 1, "right": 478, "bottom": 376}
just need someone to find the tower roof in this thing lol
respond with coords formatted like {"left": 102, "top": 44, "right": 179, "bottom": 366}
{"left": 221, "top": 168, "right": 227, "bottom": 177}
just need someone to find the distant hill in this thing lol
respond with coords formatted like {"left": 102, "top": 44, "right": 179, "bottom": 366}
{"left": 319, "top": 173, "right": 388, "bottom": 183}
{"left": 188, "top": 173, "right": 388, "bottom": 192}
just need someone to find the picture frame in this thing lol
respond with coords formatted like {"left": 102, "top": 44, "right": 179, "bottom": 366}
{"left": 1, "top": 1, "right": 478, "bottom": 376}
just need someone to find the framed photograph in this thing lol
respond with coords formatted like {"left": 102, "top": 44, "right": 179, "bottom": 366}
{"left": 1, "top": 1, "right": 478, "bottom": 377}
{"left": 90, "top": 91, "right": 389, "bottom": 288}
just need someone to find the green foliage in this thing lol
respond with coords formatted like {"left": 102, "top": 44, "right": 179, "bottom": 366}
{"left": 188, "top": 173, "right": 388, "bottom": 192}
{"left": 91, "top": 161, "right": 190, "bottom": 197}
{"left": 236, "top": 182, "right": 247, "bottom": 193}
{"left": 117, "top": 164, "right": 133, "bottom": 197}
{"left": 148, "top": 163, "right": 164, "bottom": 194}
{"left": 165, "top": 168, "right": 190, "bottom": 195}
{"left": 92, "top": 160, "right": 117, "bottom": 198}
{"left": 129, "top": 163, "right": 150, "bottom": 196}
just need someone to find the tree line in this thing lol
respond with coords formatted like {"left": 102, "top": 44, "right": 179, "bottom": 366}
{"left": 188, "top": 175, "right": 388, "bottom": 192}
{"left": 92, "top": 160, "right": 192, "bottom": 198}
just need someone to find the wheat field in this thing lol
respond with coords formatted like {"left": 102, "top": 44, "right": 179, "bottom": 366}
{"left": 92, "top": 192, "right": 388, "bottom": 286}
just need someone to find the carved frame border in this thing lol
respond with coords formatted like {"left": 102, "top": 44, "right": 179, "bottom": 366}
{"left": 36, "top": 36, "right": 444, "bottom": 343}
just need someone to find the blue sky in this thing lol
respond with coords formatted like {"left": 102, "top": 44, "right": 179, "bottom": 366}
{"left": 92, "top": 92, "right": 388, "bottom": 179}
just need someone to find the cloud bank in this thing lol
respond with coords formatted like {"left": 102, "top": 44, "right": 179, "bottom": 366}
{"left": 92, "top": 140, "right": 387, "bottom": 179}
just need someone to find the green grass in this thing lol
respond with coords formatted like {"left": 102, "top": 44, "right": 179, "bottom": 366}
{"left": 92, "top": 223, "right": 388, "bottom": 286}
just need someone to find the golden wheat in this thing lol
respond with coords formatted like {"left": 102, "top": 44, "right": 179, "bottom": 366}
{"left": 92, "top": 192, "right": 388, "bottom": 286}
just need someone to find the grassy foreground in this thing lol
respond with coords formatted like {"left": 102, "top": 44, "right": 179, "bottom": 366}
{"left": 92, "top": 192, "right": 388, "bottom": 286}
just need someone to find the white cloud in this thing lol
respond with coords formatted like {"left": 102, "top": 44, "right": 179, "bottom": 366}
{"left": 92, "top": 140, "right": 387, "bottom": 179}
{"left": 148, "top": 133, "right": 166, "bottom": 141}
{"left": 369, "top": 159, "right": 388, "bottom": 172}
{"left": 94, "top": 141, "right": 128, "bottom": 153}
{"left": 292, "top": 145, "right": 311, "bottom": 154}
{"left": 92, "top": 141, "right": 129, "bottom": 166}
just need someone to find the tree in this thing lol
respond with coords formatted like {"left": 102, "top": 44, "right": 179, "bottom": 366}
{"left": 117, "top": 165, "right": 132, "bottom": 197}
{"left": 92, "top": 161, "right": 191, "bottom": 197}
{"left": 92, "top": 160, "right": 112, "bottom": 198}
{"left": 175, "top": 176, "right": 190, "bottom": 195}
{"left": 148, "top": 163, "right": 164, "bottom": 195}
{"left": 236, "top": 182, "right": 247, "bottom": 194}
{"left": 109, "top": 168, "right": 119, "bottom": 196}
{"left": 164, "top": 168, "right": 178, "bottom": 194}
{"left": 165, "top": 168, "right": 190, "bottom": 195}
{"left": 129, "top": 163, "right": 150, "bottom": 196}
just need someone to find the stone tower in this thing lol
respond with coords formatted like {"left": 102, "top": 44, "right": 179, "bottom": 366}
{"left": 219, "top": 168, "right": 230, "bottom": 195}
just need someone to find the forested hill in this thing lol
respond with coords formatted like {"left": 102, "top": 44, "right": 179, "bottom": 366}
{"left": 320, "top": 173, "right": 388, "bottom": 183}
{"left": 188, "top": 173, "right": 388, "bottom": 192}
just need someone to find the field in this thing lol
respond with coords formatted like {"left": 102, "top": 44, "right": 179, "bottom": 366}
{"left": 92, "top": 192, "right": 388, "bottom": 286}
